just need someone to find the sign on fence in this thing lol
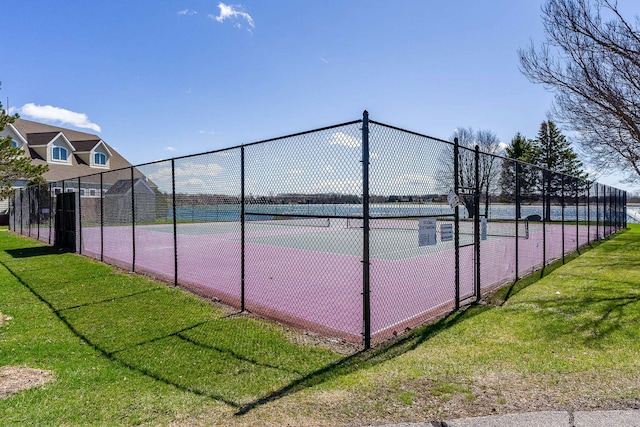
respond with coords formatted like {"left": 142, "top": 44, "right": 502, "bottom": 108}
{"left": 418, "top": 218, "right": 437, "bottom": 246}
{"left": 441, "top": 223, "right": 453, "bottom": 241}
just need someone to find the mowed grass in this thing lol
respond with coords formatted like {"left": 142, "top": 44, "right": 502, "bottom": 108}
{"left": 1, "top": 225, "right": 639, "bottom": 426}
{"left": 0, "top": 229, "right": 340, "bottom": 425}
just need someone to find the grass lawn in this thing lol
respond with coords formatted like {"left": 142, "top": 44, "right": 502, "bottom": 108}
{"left": 1, "top": 225, "right": 639, "bottom": 426}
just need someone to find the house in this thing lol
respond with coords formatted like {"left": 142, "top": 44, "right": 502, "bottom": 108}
{"left": 104, "top": 178, "right": 158, "bottom": 224}
{"left": 0, "top": 118, "right": 135, "bottom": 223}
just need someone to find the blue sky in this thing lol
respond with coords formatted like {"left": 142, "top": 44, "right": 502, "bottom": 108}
{"left": 3, "top": 0, "right": 636, "bottom": 190}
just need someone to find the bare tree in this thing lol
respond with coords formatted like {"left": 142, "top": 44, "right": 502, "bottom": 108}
{"left": 476, "top": 130, "right": 503, "bottom": 218}
{"left": 439, "top": 128, "right": 503, "bottom": 218}
{"left": 519, "top": 0, "right": 640, "bottom": 183}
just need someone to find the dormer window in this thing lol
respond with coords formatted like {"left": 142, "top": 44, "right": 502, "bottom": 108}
{"left": 52, "top": 146, "right": 68, "bottom": 161}
{"left": 94, "top": 152, "right": 107, "bottom": 165}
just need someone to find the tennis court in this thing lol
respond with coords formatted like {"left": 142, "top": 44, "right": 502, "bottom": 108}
{"left": 9, "top": 115, "right": 627, "bottom": 346}
{"left": 78, "top": 216, "right": 569, "bottom": 341}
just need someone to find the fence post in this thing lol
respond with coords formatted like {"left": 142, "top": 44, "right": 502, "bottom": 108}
{"left": 100, "top": 174, "right": 104, "bottom": 261}
{"left": 27, "top": 186, "right": 32, "bottom": 237}
{"left": 561, "top": 174, "right": 565, "bottom": 264}
{"left": 362, "top": 110, "right": 371, "bottom": 349}
{"left": 48, "top": 183, "right": 53, "bottom": 244}
{"left": 131, "top": 167, "right": 136, "bottom": 272}
{"left": 542, "top": 171, "right": 546, "bottom": 269}
{"left": 172, "top": 159, "right": 178, "bottom": 287}
{"left": 454, "top": 137, "right": 460, "bottom": 308}
{"left": 514, "top": 161, "right": 520, "bottom": 280}
{"left": 576, "top": 180, "right": 580, "bottom": 253}
{"left": 241, "top": 146, "right": 246, "bottom": 312}
{"left": 474, "top": 145, "right": 480, "bottom": 302}
{"left": 595, "top": 184, "right": 599, "bottom": 239}
{"left": 587, "top": 182, "right": 591, "bottom": 244}
{"left": 77, "top": 177, "right": 82, "bottom": 254}
{"left": 36, "top": 186, "right": 41, "bottom": 241}
{"left": 19, "top": 189, "right": 23, "bottom": 235}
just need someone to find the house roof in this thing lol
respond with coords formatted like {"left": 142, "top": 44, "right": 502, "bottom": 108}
{"left": 10, "top": 118, "right": 133, "bottom": 184}
{"left": 72, "top": 139, "right": 102, "bottom": 152}
{"left": 26, "top": 132, "right": 63, "bottom": 146}
{"left": 104, "top": 178, "right": 153, "bottom": 195}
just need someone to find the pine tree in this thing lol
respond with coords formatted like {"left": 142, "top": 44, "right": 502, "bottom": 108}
{"left": 531, "top": 120, "right": 586, "bottom": 221}
{"left": 500, "top": 132, "right": 536, "bottom": 218}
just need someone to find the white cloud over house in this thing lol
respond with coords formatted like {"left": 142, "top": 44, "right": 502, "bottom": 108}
{"left": 17, "top": 103, "right": 102, "bottom": 132}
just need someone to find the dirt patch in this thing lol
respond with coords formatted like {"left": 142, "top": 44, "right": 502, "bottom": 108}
{"left": 0, "top": 312, "right": 12, "bottom": 326}
{"left": 0, "top": 366, "right": 55, "bottom": 398}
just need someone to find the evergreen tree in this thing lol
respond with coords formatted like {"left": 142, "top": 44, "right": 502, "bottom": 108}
{"left": 531, "top": 120, "right": 586, "bottom": 221}
{"left": 500, "top": 132, "right": 536, "bottom": 218}
{"left": 0, "top": 93, "right": 48, "bottom": 198}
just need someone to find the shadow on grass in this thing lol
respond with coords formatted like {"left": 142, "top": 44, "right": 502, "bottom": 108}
{"left": 1, "top": 242, "right": 490, "bottom": 413}
{"left": 494, "top": 229, "right": 628, "bottom": 306}
{"left": 2, "top": 226, "right": 635, "bottom": 417}
{"left": 6, "top": 246, "right": 62, "bottom": 258}
{"left": 234, "top": 303, "right": 489, "bottom": 415}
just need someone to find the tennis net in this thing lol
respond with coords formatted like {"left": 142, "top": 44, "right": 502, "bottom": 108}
{"left": 346, "top": 217, "right": 529, "bottom": 239}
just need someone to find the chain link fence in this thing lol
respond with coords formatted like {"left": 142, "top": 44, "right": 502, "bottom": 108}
{"left": 8, "top": 112, "right": 628, "bottom": 349}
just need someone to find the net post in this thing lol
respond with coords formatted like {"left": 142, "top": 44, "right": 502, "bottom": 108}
{"left": 454, "top": 137, "right": 460, "bottom": 308}
{"left": 362, "top": 110, "right": 371, "bottom": 350}
{"left": 474, "top": 145, "right": 480, "bottom": 302}
{"left": 172, "top": 159, "right": 178, "bottom": 287}
{"left": 241, "top": 146, "right": 246, "bottom": 312}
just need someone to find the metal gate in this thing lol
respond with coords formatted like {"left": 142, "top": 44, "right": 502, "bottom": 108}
{"left": 55, "top": 192, "right": 78, "bottom": 252}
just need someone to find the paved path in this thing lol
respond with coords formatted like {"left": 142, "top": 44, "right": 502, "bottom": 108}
{"left": 364, "top": 409, "right": 640, "bottom": 426}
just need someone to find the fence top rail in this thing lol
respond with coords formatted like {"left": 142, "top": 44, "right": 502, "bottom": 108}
{"left": 369, "top": 120, "right": 606, "bottom": 186}
{"left": 12, "top": 113, "right": 626, "bottom": 196}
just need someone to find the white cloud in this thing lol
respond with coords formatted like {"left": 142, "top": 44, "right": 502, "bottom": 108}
{"left": 199, "top": 130, "right": 216, "bottom": 135}
{"left": 329, "top": 131, "right": 360, "bottom": 148}
{"left": 18, "top": 103, "right": 101, "bottom": 132}
{"left": 177, "top": 9, "right": 197, "bottom": 16}
{"left": 210, "top": 3, "right": 255, "bottom": 29}
{"left": 320, "top": 58, "right": 329, "bottom": 64}
{"left": 164, "top": 146, "right": 177, "bottom": 152}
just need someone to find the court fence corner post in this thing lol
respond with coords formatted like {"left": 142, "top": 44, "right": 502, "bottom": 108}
{"left": 453, "top": 137, "right": 460, "bottom": 309}
{"left": 362, "top": 110, "right": 371, "bottom": 350}
{"left": 474, "top": 145, "right": 481, "bottom": 302}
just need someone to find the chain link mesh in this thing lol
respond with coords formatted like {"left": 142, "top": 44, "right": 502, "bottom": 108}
{"left": 7, "top": 115, "right": 629, "bottom": 348}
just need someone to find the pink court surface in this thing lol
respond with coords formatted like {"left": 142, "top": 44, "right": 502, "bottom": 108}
{"left": 79, "top": 220, "right": 597, "bottom": 343}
